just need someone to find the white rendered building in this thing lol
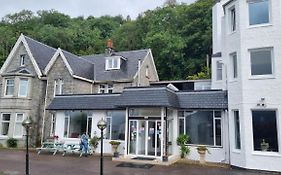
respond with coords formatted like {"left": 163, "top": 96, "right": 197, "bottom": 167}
{"left": 212, "top": 0, "right": 281, "bottom": 172}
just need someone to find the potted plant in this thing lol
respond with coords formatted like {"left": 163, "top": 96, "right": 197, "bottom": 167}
{"left": 109, "top": 141, "right": 121, "bottom": 157}
{"left": 196, "top": 145, "right": 210, "bottom": 164}
{"left": 260, "top": 139, "right": 269, "bottom": 151}
{"left": 90, "top": 136, "right": 100, "bottom": 153}
{"left": 176, "top": 134, "right": 190, "bottom": 159}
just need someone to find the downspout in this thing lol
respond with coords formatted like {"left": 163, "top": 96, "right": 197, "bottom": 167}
{"left": 41, "top": 79, "right": 49, "bottom": 144}
{"left": 138, "top": 59, "right": 141, "bottom": 86}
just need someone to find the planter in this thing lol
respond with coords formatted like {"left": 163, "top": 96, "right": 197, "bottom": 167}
{"left": 109, "top": 141, "right": 121, "bottom": 158}
{"left": 198, "top": 151, "right": 206, "bottom": 164}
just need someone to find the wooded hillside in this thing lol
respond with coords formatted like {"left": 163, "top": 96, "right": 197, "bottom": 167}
{"left": 0, "top": 0, "right": 213, "bottom": 80}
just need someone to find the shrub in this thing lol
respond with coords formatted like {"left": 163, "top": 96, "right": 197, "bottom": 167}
{"left": 90, "top": 136, "right": 100, "bottom": 150}
{"left": 177, "top": 134, "right": 190, "bottom": 158}
{"left": 6, "top": 138, "right": 18, "bottom": 148}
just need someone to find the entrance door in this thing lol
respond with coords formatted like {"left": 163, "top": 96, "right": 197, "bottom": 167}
{"left": 129, "top": 120, "right": 161, "bottom": 157}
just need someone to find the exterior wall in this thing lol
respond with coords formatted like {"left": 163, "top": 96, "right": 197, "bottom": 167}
{"left": 54, "top": 111, "right": 125, "bottom": 154}
{"left": 43, "top": 56, "right": 92, "bottom": 139}
{"left": 0, "top": 43, "right": 46, "bottom": 146}
{"left": 214, "top": 0, "right": 281, "bottom": 172}
{"left": 133, "top": 51, "right": 159, "bottom": 86}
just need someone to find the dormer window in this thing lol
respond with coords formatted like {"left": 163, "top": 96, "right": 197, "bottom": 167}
{"left": 105, "top": 56, "right": 121, "bottom": 70}
{"left": 20, "top": 54, "right": 26, "bottom": 66}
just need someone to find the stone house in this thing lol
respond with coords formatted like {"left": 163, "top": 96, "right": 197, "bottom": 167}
{"left": 0, "top": 34, "right": 159, "bottom": 146}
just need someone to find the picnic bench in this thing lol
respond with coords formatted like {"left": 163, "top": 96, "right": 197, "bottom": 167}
{"left": 62, "top": 142, "right": 93, "bottom": 157}
{"left": 36, "top": 141, "right": 64, "bottom": 155}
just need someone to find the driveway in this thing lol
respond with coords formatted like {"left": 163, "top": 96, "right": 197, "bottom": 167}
{"left": 0, "top": 150, "right": 276, "bottom": 175}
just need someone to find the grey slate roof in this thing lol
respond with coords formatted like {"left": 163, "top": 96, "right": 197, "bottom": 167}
{"left": 176, "top": 91, "right": 228, "bottom": 109}
{"left": 82, "top": 49, "right": 149, "bottom": 81}
{"left": 24, "top": 36, "right": 57, "bottom": 72}
{"left": 47, "top": 94, "right": 122, "bottom": 110}
{"left": 61, "top": 50, "right": 95, "bottom": 80}
{"left": 117, "top": 87, "right": 180, "bottom": 108}
{"left": 47, "top": 86, "right": 228, "bottom": 111}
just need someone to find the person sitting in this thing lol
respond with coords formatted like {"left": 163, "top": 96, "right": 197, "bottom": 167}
{"left": 80, "top": 133, "right": 89, "bottom": 157}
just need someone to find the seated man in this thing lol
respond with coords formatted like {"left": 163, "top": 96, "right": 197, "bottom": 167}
{"left": 80, "top": 133, "right": 89, "bottom": 157}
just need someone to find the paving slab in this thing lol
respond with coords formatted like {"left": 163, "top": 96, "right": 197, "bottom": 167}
{"left": 0, "top": 150, "right": 278, "bottom": 175}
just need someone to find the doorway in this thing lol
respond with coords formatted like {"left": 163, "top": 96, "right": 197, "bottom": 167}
{"left": 129, "top": 120, "right": 162, "bottom": 157}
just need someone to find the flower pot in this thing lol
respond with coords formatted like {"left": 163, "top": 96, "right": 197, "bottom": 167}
{"left": 198, "top": 152, "right": 206, "bottom": 164}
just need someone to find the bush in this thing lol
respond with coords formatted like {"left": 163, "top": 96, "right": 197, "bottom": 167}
{"left": 177, "top": 134, "right": 190, "bottom": 158}
{"left": 90, "top": 136, "right": 100, "bottom": 150}
{"left": 6, "top": 138, "right": 18, "bottom": 148}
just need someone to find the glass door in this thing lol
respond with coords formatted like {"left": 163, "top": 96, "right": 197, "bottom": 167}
{"left": 147, "top": 121, "right": 156, "bottom": 156}
{"left": 138, "top": 121, "right": 146, "bottom": 155}
{"left": 129, "top": 120, "right": 137, "bottom": 154}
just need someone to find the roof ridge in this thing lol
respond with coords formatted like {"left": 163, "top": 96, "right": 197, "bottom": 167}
{"left": 82, "top": 49, "right": 150, "bottom": 58}
{"left": 23, "top": 35, "right": 57, "bottom": 51}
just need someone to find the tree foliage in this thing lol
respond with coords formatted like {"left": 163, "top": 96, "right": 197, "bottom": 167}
{"left": 0, "top": 0, "right": 213, "bottom": 80}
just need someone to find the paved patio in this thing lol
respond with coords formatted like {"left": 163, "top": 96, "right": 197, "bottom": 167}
{"left": 0, "top": 150, "right": 277, "bottom": 175}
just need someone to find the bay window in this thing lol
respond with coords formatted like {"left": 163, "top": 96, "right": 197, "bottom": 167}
{"left": 18, "top": 78, "right": 29, "bottom": 97}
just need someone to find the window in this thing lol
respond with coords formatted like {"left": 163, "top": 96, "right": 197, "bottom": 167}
{"left": 250, "top": 48, "right": 272, "bottom": 76}
{"left": 179, "top": 110, "right": 222, "bottom": 146}
{"left": 20, "top": 54, "right": 26, "bottom": 66}
{"left": 99, "top": 84, "right": 113, "bottom": 94}
{"left": 64, "top": 112, "right": 87, "bottom": 138}
{"left": 105, "top": 56, "right": 120, "bottom": 70}
{"left": 145, "top": 66, "right": 149, "bottom": 78}
{"left": 18, "top": 78, "right": 29, "bottom": 97}
{"left": 233, "top": 111, "right": 241, "bottom": 149}
{"left": 230, "top": 7, "right": 236, "bottom": 32}
{"left": 252, "top": 110, "right": 278, "bottom": 152}
{"left": 105, "top": 111, "right": 126, "bottom": 140}
{"left": 0, "top": 114, "right": 11, "bottom": 136}
{"left": 14, "top": 114, "right": 24, "bottom": 137}
{"left": 249, "top": 0, "right": 270, "bottom": 26}
{"left": 5, "top": 79, "right": 14, "bottom": 96}
{"left": 231, "top": 53, "right": 238, "bottom": 79}
{"left": 54, "top": 79, "right": 63, "bottom": 96}
{"left": 50, "top": 114, "right": 56, "bottom": 137}
{"left": 216, "top": 61, "right": 223, "bottom": 81}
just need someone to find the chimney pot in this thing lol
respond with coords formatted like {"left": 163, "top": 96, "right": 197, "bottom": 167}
{"left": 107, "top": 39, "right": 113, "bottom": 49}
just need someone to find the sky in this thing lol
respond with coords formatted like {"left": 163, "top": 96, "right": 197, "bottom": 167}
{"left": 0, "top": 0, "right": 196, "bottom": 19}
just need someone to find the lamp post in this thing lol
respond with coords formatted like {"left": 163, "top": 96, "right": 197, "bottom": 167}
{"left": 97, "top": 119, "right": 107, "bottom": 175}
{"left": 22, "top": 117, "right": 33, "bottom": 175}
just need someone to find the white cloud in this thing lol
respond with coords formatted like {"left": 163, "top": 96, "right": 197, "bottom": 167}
{"left": 0, "top": 0, "right": 196, "bottom": 19}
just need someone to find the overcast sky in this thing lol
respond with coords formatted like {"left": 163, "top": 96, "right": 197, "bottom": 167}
{"left": 0, "top": 0, "right": 196, "bottom": 19}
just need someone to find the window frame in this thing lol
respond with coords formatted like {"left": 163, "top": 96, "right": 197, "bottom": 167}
{"left": 99, "top": 84, "right": 113, "bottom": 94}
{"left": 248, "top": 0, "right": 271, "bottom": 27}
{"left": 178, "top": 110, "right": 223, "bottom": 147}
{"left": 251, "top": 109, "right": 279, "bottom": 153}
{"left": 54, "top": 79, "right": 64, "bottom": 96}
{"left": 105, "top": 111, "right": 125, "bottom": 141}
{"left": 229, "top": 6, "right": 236, "bottom": 32}
{"left": 216, "top": 61, "right": 223, "bottom": 81}
{"left": 18, "top": 78, "right": 29, "bottom": 97}
{"left": 0, "top": 113, "right": 11, "bottom": 137}
{"left": 4, "top": 79, "right": 15, "bottom": 97}
{"left": 50, "top": 114, "right": 56, "bottom": 137}
{"left": 13, "top": 113, "right": 25, "bottom": 138}
{"left": 233, "top": 110, "right": 241, "bottom": 150}
{"left": 105, "top": 57, "right": 120, "bottom": 70}
{"left": 230, "top": 53, "right": 238, "bottom": 79}
{"left": 249, "top": 47, "right": 274, "bottom": 78}
{"left": 20, "top": 54, "right": 26, "bottom": 67}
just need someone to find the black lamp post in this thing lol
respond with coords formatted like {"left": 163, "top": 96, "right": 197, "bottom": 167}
{"left": 22, "top": 117, "right": 33, "bottom": 175}
{"left": 97, "top": 119, "right": 107, "bottom": 175}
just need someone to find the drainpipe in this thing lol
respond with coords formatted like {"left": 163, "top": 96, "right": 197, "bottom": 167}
{"left": 138, "top": 59, "right": 141, "bottom": 86}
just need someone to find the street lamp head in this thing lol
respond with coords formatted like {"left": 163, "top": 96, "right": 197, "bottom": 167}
{"left": 22, "top": 117, "right": 33, "bottom": 129}
{"left": 97, "top": 118, "right": 107, "bottom": 130}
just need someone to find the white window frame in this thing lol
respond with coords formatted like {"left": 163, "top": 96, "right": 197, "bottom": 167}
{"left": 216, "top": 61, "right": 223, "bottom": 81}
{"left": 50, "top": 114, "right": 56, "bottom": 137}
{"left": 229, "top": 6, "right": 236, "bottom": 32}
{"left": 233, "top": 110, "right": 241, "bottom": 150}
{"left": 249, "top": 47, "right": 274, "bottom": 78}
{"left": 63, "top": 115, "right": 70, "bottom": 138}
{"left": 4, "top": 79, "right": 14, "bottom": 97}
{"left": 105, "top": 56, "right": 121, "bottom": 70}
{"left": 20, "top": 54, "right": 26, "bottom": 66}
{"left": 0, "top": 113, "right": 11, "bottom": 137}
{"left": 13, "top": 113, "right": 25, "bottom": 138}
{"left": 54, "top": 79, "right": 64, "bottom": 96}
{"left": 18, "top": 78, "right": 29, "bottom": 97}
{"left": 230, "top": 52, "right": 238, "bottom": 79}
{"left": 105, "top": 116, "right": 112, "bottom": 140}
{"left": 179, "top": 110, "right": 222, "bottom": 147}
{"left": 248, "top": 0, "right": 271, "bottom": 27}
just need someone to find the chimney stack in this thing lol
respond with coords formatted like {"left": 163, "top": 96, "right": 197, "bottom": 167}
{"left": 106, "top": 39, "right": 114, "bottom": 55}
